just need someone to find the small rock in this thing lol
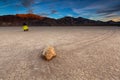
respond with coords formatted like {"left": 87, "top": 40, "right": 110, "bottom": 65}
{"left": 42, "top": 46, "right": 56, "bottom": 61}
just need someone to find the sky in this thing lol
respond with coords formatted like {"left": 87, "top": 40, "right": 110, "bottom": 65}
{"left": 0, "top": 0, "right": 120, "bottom": 22}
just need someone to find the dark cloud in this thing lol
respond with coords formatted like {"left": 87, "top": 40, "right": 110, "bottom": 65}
{"left": 0, "top": 0, "right": 35, "bottom": 13}
{"left": 51, "top": 10, "right": 58, "bottom": 14}
{"left": 97, "top": 4, "right": 120, "bottom": 15}
{"left": 38, "top": 10, "right": 58, "bottom": 16}
{"left": 20, "top": 0, "right": 35, "bottom": 8}
{"left": 20, "top": 0, "right": 35, "bottom": 13}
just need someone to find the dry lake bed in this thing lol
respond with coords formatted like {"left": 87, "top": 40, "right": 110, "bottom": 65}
{"left": 0, "top": 26, "right": 120, "bottom": 80}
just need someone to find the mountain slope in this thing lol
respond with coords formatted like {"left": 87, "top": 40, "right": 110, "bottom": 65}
{"left": 0, "top": 14, "right": 119, "bottom": 26}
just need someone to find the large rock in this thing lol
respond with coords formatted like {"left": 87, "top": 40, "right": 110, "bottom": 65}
{"left": 42, "top": 46, "right": 56, "bottom": 61}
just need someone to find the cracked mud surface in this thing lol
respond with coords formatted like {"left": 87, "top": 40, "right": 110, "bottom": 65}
{"left": 0, "top": 27, "right": 120, "bottom": 80}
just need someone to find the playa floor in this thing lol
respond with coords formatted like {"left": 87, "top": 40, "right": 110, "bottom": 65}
{"left": 0, "top": 27, "right": 120, "bottom": 80}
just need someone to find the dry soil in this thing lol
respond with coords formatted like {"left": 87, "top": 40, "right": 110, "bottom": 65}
{"left": 0, "top": 26, "right": 120, "bottom": 80}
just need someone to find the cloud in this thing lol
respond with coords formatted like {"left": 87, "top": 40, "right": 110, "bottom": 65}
{"left": 20, "top": 0, "right": 36, "bottom": 13}
{"left": 0, "top": 0, "right": 37, "bottom": 13}
{"left": 101, "top": 16, "right": 120, "bottom": 22}
{"left": 37, "top": 10, "right": 58, "bottom": 17}
{"left": 51, "top": 10, "right": 58, "bottom": 14}
{"left": 97, "top": 4, "right": 120, "bottom": 15}
{"left": 105, "top": 13, "right": 120, "bottom": 18}
{"left": 72, "top": 7, "right": 98, "bottom": 18}
{"left": 72, "top": 1, "right": 120, "bottom": 22}
{"left": 102, "top": 13, "right": 120, "bottom": 22}
{"left": 72, "top": 8, "right": 82, "bottom": 14}
{"left": 67, "top": 14, "right": 73, "bottom": 17}
{"left": 20, "top": 0, "right": 35, "bottom": 8}
{"left": 38, "top": 13, "right": 49, "bottom": 16}
{"left": 72, "top": 2, "right": 106, "bottom": 15}
{"left": 0, "top": 3, "right": 13, "bottom": 9}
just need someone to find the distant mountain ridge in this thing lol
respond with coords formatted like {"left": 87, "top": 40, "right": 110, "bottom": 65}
{"left": 0, "top": 14, "right": 119, "bottom": 26}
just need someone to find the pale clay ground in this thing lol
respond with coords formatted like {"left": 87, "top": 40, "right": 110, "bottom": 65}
{"left": 0, "top": 27, "right": 120, "bottom": 80}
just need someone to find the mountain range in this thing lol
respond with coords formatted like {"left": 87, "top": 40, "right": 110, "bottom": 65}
{"left": 0, "top": 14, "right": 120, "bottom": 26}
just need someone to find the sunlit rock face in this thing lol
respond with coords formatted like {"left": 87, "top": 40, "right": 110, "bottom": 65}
{"left": 16, "top": 14, "right": 45, "bottom": 20}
